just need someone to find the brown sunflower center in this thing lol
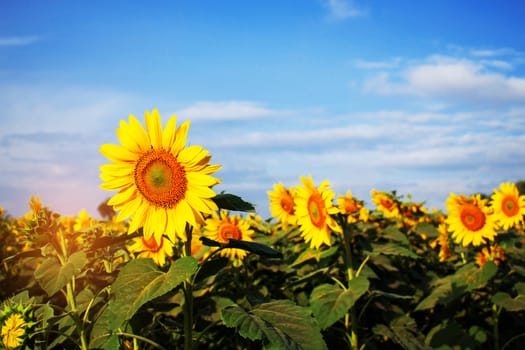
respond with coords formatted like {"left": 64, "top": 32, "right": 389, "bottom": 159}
{"left": 501, "top": 195, "right": 519, "bottom": 217}
{"left": 308, "top": 194, "right": 326, "bottom": 228}
{"left": 460, "top": 203, "right": 486, "bottom": 231}
{"left": 380, "top": 198, "right": 395, "bottom": 211}
{"left": 219, "top": 223, "right": 242, "bottom": 242}
{"left": 142, "top": 235, "right": 162, "bottom": 252}
{"left": 280, "top": 192, "right": 295, "bottom": 215}
{"left": 135, "top": 149, "right": 187, "bottom": 208}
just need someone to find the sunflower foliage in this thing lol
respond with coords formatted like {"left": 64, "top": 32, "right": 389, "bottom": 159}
{"left": 1, "top": 111, "right": 525, "bottom": 350}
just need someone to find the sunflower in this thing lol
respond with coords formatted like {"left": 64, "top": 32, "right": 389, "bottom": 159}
{"left": 100, "top": 109, "right": 221, "bottom": 243}
{"left": 475, "top": 245, "right": 505, "bottom": 268}
{"left": 445, "top": 193, "right": 496, "bottom": 247}
{"left": 490, "top": 182, "right": 525, "bottom": 230}
{"left": 294, "top": 176, "right": 341, "bottom": 249}
{"left": 337, "top": 190, "right": 366, "bottom": 223}
{"left": 202, "top": 210, "right": 255, "bottom": 262}
{"left": 128, "top": 234, "right": 175, "bottom": 266}
{"left": 429, "top": 223, "right": 451, "bottom": 262}
{"left": 268, "top": 182, "right": 297, "bottom": 226}
{"left": 370, "top": 190, "right": 400, "bottom": 219}
{"left": 1, "top": 313, "right": 27, "bottom": 349}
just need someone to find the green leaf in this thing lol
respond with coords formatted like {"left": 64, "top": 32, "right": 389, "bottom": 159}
{"left": 310, "top": 276, "right": 370, "bottom": 329}
{"left": 89, "top": 257, "right": 198, "bottom": 348}
{"left": 492, "top": 282, "right": 525, "bottom": 311}
{"left": 221, "top": 300, "right": 327, "bottom": 350}
{"left": 382, "top": 225, "right": 410, "bottom": 245}
{"left": 414, "top": 222, "right": 440, "bottom": 239}
{"left": 374, "top": 315, "right": 431, "bottom": 350}
{"left": 425, "top": 319, "right": 487, "bottom": 349}
{"left": 213, "top": 193, "right": 255, "bottom": 212}
{"left": 291, "top": 246, "right": 338, "bottom": 267}
{"left": 415, "top": 263, "right": 497, "bottom": 311}
{"left": 34, "top": 251, "right": 88, "bottom": 296}
{"left": 368, "top": 242, "right": 419, "bottom": 259}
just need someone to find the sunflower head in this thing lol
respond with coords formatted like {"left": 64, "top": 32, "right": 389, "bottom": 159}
{"left": 294, "top": 176, "right": 341, "bottom": 249}
{"left": 203, "top": 210, "right": 255, "bottom": 264}
{"left": 268, "top": 183, "right": 298, "bottom": 226}
{"left": 475, "top": 245, "right": 505, "bottom": 268}
{"left": 445, "top": 193, "right": 496, "bottom": 247}
{"left": 337, "top": 190, "right": 365, "bottom": 224}
{"left": 128, "top": 234, "right": 175, "bottom": 266}
{"left": 100, "top": 109, "right": 221, "bottom": 243}
{"left": 370, "top": 190, "right": 401, "bottom": 219}
{"left": 490, "top": 182, "right": 525, "bottom": 230}
{"left": 0, "top": 299, "right": 36, "bottom": 350}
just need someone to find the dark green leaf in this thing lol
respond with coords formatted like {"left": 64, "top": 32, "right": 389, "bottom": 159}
{"left": 414, "top": 222, "right": 440, "bottom": 239}
{"left": 221, "top": 300, "right": 327, "bottom": 350}
{"left": 310, "top": 277, "right": 369, "bottom": 329}
{"left": 492, "top": 282, "right": 525, "bottom": 311}
{"left": 368, "top": 242, "right": 419, "bottom": 259}
{"left": 213, "top": 193, "right": 255, "bottom": 212}
{"left": 200, "top": 237, "right": 283, "bottom": 259}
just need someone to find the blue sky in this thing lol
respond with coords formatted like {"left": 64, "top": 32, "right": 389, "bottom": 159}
{"left": 2, "top": 0, "right": 525, "bottom": 219}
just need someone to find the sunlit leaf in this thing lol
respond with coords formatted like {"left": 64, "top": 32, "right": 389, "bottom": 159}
{"left": 221, "top": 300, "right": 327, "bottom": 350}
{"left": 310, "top": 276, "right": 369, "bottom": 329}
{"left": 368, "top": 242, "right": 419, "bottom": 259}
{"left": 34, "top": 251, "right": 88, "bottom": 296}
{"left": 89, "top": 257, "right": 197, "bottom": 348}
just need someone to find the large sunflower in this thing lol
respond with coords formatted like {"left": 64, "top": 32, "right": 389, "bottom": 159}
{"left": 100, "top": 109, "right": 221, "bottom": 243}
{"left": 202, "top": 210, "right": 255, "bottom": 262}
{"left": 445, "top": 193, "right": 496, "bottom": 247}
{"left": 268, "top": 182, "right": 297, "bottom": 226}
{"left": 490, "top": 182, "right": 525, "bottom": 230}
{"left": 294, "top": 175, "right": 341, "bottom": 249}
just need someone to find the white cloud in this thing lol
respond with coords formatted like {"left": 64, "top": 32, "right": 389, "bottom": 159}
{"left": 175, "top": 101, "right": 291, "bottom": 121}
{"left": 0, "top": 36, "right": 39, "bottom": 46}
{"left": 364, "top": 55, "right": 525, "bottom": 103}
{"left": 322, "top": 0, "right": 365, "bottom": 20}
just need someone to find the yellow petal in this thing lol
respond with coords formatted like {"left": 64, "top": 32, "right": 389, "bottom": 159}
{"left": 128, "top": 202, "right": 148, "bottom": 234}
{"left": 128, "top": 114, "right": 150, "bottom": 151}
{"left": 116, "top": 196, "right": 142, "bottom": 221}
{"left": 178, "top": 145, "right": 206, "bottom": 165}
{"left": 108, "top": 185, "right": 137, "bottom": 206}
{"left": 100, "top": 144, "right": 138, "bottom": 162}
{"left": 145, "top": 109, "right": 163, "bottom": 149}
{"left": 171, "top": 120, "right": 190, "bottom": 155}
{"left": 100, "top": 163, "right": 135, "bottom": 177}
{"left": 162, "top": 114, "right": 178, "bottom": 150}
{"left": 100, "top": 176, "right": 133, "bottom": 190}
{"left": 187, "top": 184, "right": 216, "bottom": 198}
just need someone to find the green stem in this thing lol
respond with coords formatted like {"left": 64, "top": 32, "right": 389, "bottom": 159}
{"left": 341, "top": 218, "right": 359, "bottom": 350}
{"left": 493, "top": 303, "right": 500, "bottom": 350}
{"left": 183, "top": 224, "right": 194, "bottom": 350}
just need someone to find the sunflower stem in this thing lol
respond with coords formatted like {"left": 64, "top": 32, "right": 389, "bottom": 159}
{"left": 341, "top": 217, "right": 359, "bottom": 350}
{"left": 183, "top": 224, "right": 194, "bottom": 350}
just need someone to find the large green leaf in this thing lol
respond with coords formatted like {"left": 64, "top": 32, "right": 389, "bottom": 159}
{"left": 34, "top": 251, "right": 88, "bottom": 296}
{"left": 492, "top": 282, "right": 525, "bottom": 311}
{"left": 368, "top": 242, "right": 419, "bottom": 259}
{"left": 310, "top": 276, "right": 370, "bottom": 329}
{"left": 425, "top": 319, "right": 487, "bottom": 349}
{"left": 414, "top": 222, "right": 440, "bottom": 239}
{"left": 373, "top": 315, "right": 431, "bottom": 350}
{"left": 89, "top": 257, "right": 198, "bottom": 349}
{"left": 221, "top": 300, "right": 327, "bottom": 350}
{"left": 415, "top": 262, "right": 497, "bottom": 311}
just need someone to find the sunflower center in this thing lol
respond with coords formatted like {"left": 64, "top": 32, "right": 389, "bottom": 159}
{"left": 344, "top": 198, "right": 359, "bottom": 213}
{"left": 280, "top": 192, "right": 295, "bottom": 215}
{"left": 380, "top": 198, "right": 395, "bottom": 211}
{"left": 308, "top": 194, "right": 326, "bottom": 228}
{"left": 501, "top": 195, "right": 519, "bottom": 217}
{"left": 142, "top": 235, "right": 162, "bottom": 252}
{"left": 219, "top": 223, "right": 242, "bottom": 242}
{"left": 460, "top": 203, "right": 486, "bottom": 231}
{"left": 135, "top": 150, "right": 187, "bottom": 208}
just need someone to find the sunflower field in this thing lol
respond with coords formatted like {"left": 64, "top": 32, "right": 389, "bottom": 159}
{"left": 1, "top": 110, "right": 525, "bottom": 350}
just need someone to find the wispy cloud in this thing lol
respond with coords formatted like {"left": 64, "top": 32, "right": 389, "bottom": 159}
{"left": 353, "top": 57, "right": 401, "bottom": 69}
{"left": 175, "top": 101, "right": 292, "bottom": 121}
{"left": 322, "top": 0, "right": 365, "bottom": 20}
{"left": 363, "top": 55, "right": 525, "bottom": 103}
{"left": 0, "top": 36, "right": 39, "bottom": 47}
